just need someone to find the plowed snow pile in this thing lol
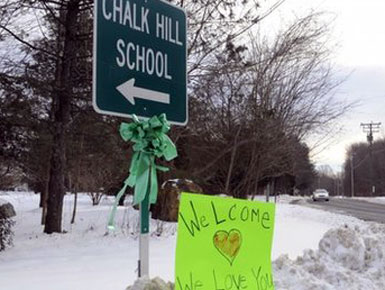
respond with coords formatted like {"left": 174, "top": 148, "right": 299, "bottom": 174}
{"left": 273, "top": 223, "right": 385, "bottom": 290}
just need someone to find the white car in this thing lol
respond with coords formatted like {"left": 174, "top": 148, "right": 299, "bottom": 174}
{"left": 312, "top": 189, "right": 329, "bottom": 201}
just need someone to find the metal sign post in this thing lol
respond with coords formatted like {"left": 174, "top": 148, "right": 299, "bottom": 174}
{"left": 139, "top": 184, "right": 150, "bottom": 277}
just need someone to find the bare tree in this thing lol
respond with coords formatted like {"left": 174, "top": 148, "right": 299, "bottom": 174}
{"left": 182, "top": 12, "right": 351, "bottom": 197}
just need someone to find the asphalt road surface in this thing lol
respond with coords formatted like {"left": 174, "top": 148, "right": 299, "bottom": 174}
{"left": 306, "top": 198, "right": 385, "bottom": 224}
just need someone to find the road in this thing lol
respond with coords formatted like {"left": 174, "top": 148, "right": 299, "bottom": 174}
{"left": 305, "top": 198, "right": 385, "bottom": 223}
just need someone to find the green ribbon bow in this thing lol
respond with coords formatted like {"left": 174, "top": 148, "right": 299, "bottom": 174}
{"left": 108, "top": 114, "right": 177, "bottom": 230}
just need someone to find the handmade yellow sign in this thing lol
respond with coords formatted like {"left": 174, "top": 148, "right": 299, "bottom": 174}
{"left": 175, "top": 193, "right": 276, "bottom": 290}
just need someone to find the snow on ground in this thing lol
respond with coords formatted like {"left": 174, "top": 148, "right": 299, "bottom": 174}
{"left": 0, "top": 191, "right": 383, "bottom": 290}
{"left": 353, "top": 196, "right": 385, "bottom": 205}
{"left": 274, "top": 223, "right": 385, "bottom": 289}
{"left": 0, "top": 197, "right": 8, "bottom": 206}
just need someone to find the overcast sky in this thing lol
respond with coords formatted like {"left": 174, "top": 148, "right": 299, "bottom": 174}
{"left": 270, "top": 0, "right": 385, "bottom": 172}
{"left": 2, "top": 0, "right": 383, "bottom": 173}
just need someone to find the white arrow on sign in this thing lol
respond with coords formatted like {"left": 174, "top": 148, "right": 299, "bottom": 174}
{"left": 116, "top": 78, "right": 170, "bottom": 105}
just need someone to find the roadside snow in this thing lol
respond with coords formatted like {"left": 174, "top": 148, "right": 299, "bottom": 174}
{"left": 0, "top": 198, "right": 8, "bottom": 206}
{"left": 0, "top": 191, "right": 382, "bottom": 290}
{"left": 354, "top": 196, "right": 385, "bottom": 205}
{"left": 251, "top": 194, "right": 306, "bottom": 204}
{"left": 274, "top": 223, "right": 385, "bottom": 289}
{"left": 273, "top": 202, "right": 362, "bottom": 260}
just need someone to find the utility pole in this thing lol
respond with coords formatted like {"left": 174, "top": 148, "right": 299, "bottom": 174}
{"left": 360, "top": 122, "right": 381, "bottom": 196}
{"left": 361, "top": 122, "right": 381, "bottom": 145}
{"left": 350, "top": 154, "right": 355, "bottom": 197}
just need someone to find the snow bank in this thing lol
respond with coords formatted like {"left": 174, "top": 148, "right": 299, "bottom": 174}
{"left": 354, "top": 196, "right": 385, "bottom": 205}
{"left": 126, "top": 277, "right": 173, "bottom": 290}
{"left": 273, "top": 223, "right": 385, "bottom": 290}
{"left": 251, "top": 194, "right": 309, "bottom": 205}
{"left": 0, "top": 198, "right": 8, "bottom": 206}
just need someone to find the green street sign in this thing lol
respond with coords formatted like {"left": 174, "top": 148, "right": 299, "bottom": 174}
{"left": 93, "top": 0, "right": 187, "bottom": 125}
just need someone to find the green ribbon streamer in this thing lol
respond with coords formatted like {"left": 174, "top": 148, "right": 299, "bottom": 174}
{"left": 107, "top": 181, "right": 129, "bottom": 230}
{"left": 107, "top": 113, "right": 177, "bottom": 230}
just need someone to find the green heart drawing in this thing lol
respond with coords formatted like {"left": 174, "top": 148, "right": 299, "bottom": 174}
{"left": 213, "top": 229, "right": 242, "bottom": 266}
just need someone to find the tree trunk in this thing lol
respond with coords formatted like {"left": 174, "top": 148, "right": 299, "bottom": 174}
{"left": 252, "top": 170, "right": 260, "bottom": 199}
{"left": 41, "top": 178, "right": 49, "bottom": 225}
{"left": 38, "top": 182, "right": 45, "bottom": 208}
{"left": 71, "top": 190, "right": 77, "bottom": 224}
{"left": 71, "top": 132, "right": 83, "bottom": 224}
{"left": 225, "top": 126, "right": 241, "bottom": 194}
{"left": 40, "top": 160, "right": 51, "bottom": 224}
{"left": 45, "top": 131, "right": 66, "bottom": 233}
{"left": 39, "top": 162, "right": 51, "bottom": 208}
{"left": 44, "top": 0, "right": 80, "bottom": 234}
